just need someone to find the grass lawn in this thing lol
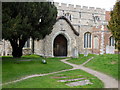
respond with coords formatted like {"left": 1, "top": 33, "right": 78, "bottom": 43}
{"left": 85, "top": 54, "right": 118, "bottom": 80}
{"left": 3, "top": 69, "right": 104, "bottom": 88}
{"left": 68, "top": 54, "right": 96, "bottom": 65}
{"left": 2, "top": 55, "right": 72, "bottom": 83}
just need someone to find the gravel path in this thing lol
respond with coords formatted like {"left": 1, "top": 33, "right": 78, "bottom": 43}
{"left": 61, "top": 58, "right": 118, "bottom": 88}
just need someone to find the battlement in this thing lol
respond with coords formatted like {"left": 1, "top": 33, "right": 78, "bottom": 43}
{"left": 54, "top": 2, "right": 105, "bottom": 14}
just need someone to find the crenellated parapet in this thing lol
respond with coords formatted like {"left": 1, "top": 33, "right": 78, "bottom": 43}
{"left": 54, "top": 2, "right": 106, "bottom": 27}
{"left": 54, "top": 2, "right": 105, "bottom": 14}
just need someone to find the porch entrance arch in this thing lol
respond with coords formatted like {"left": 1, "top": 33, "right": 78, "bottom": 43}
{"left": 53, "top": 34, "right": 67, "bottom": 56}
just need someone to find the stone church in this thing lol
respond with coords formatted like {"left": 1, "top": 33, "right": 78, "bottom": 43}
{"left": 0, "top": 2, "right": 118, "bottom": 57}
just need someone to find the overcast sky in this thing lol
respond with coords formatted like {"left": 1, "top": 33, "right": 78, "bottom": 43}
{"left": 53, "top": 0, "right": 116, "bottom": 11}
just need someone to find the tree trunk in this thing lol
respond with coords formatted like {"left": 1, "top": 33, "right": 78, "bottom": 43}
{"left": 32, "top": 38, "right": 34, "bottom": 54}
{"left": 9, "top": 39, "right": 24, "bottom": 58}
{"left": 9, "top": 38, "right": 27, "bottom": 58}
{"left": 12, "top": 47, "right": 23, "bottom": 58}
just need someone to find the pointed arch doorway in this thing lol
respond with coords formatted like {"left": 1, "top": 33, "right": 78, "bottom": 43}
{"left": 53, "top": 34, "right": 67, "bottom": 56}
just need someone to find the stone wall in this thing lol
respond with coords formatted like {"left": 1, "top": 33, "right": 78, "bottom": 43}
{"left": 0, "top": 2, "right": 116, "bottom": 56}
{"left": 34, "top": 40, "right": 44, "bottom": 56}
{"left": 77, "top": 26, "right": 93, "bottom": 54}
{"left": 35, "top": 18, "right": 78, "bottom": 57}
{"left": 23, "top": 48, "right": 32, "bottom": 55}
{"left": 0, "top": 40, "right": 12, "bottom": 56}
{"left": 0, "top": 40, "right": 32, "bottom": 56}
{"left": 92, "top": 31, "right": 101, "bottom": 54}
{"left": 44, "top": 19, "right": 77, "bottom": 57}
{"left": 54, "top": 2, "right": 105, "bottom": 26}
{"left": 53, "top": 2, "right": 107, "bottom": 55}
{"left": 0, "top": 41, "right": 3, "bottom": 56}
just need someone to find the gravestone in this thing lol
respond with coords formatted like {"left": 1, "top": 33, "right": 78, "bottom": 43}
{"left": 84, "top": 49, "right": 88, "bottom": 56}
{"left": 72, "top": 47, "right": 78, "bottom": 58}
{"left": 58, "top": 78, "right": 85, "bottom": 82}
{"left": 106, "top": 45, "right": 115, "bottom": 54}
{"left": 66, "top": 79, "right": 93, "bottom": 86}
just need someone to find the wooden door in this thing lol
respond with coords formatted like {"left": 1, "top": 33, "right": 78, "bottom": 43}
{"left": 53, "top": 34, "right": 67, "bottom": 56}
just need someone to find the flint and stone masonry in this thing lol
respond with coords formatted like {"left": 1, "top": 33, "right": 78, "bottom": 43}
{"left": 0, "top": 2, "right": 118, "bottom": 57}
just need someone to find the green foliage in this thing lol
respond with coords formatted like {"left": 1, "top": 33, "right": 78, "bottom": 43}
{"left": 108, "top": 1, "right": 120, "bottom": 50}
{"left": 2, "top": 2, "right": 57, "bottom": 40}
{"left": 2, "top": 2, "right": 57, "bottom": 57}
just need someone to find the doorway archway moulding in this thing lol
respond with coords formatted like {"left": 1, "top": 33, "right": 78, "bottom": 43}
{"left": 51, "top": 31, "right": 71, "bottom": 57}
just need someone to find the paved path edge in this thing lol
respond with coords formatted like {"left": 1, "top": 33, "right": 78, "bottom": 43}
{"left": 61, "top": 58, "right": 118, "bottom": 88}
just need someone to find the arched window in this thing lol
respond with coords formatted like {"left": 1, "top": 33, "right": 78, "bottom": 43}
{"left": 84, "top": 32, "right": 92, "bottom": 48}
{"left": 94, "top": 36, "right": 99, "bottom": 49}
{"left": 109, "top": 36, "right": 115, "bottom": 46}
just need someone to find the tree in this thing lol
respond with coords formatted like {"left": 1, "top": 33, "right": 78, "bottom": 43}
{"left": 108, "top": 1, "right": 120, "bottom": 50}
{"left": 2, "top": 2, "right": 57, "bottom": 57}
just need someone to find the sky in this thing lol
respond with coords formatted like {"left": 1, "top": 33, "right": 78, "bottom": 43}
{"left": 53, "top": 0, "right": 116, "bottom": 11}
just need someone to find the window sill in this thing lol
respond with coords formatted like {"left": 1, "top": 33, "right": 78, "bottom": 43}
{"left": 23, "top": 48, "right": 31, "bottom": 49}
{"left": 84, "top": 48, "right": 92, "bottom": 49}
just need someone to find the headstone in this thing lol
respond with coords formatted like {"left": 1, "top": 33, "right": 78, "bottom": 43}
{"left": 52, "top": 76, "right": 67, "bottom": 79}
{"left": 72, "top": 47, "right": 78, "bottom": 58}
{"left": 84, "top": 49, "right": 88, "bottom": 56}
{"left": 58, "top": 78, "right": 85, "bottom": 82}
{"left": 66, "top": 80, "right": 93, "bottom": 86}
{"left": 106, "top": 45, "right": 115, "bottom": 54}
